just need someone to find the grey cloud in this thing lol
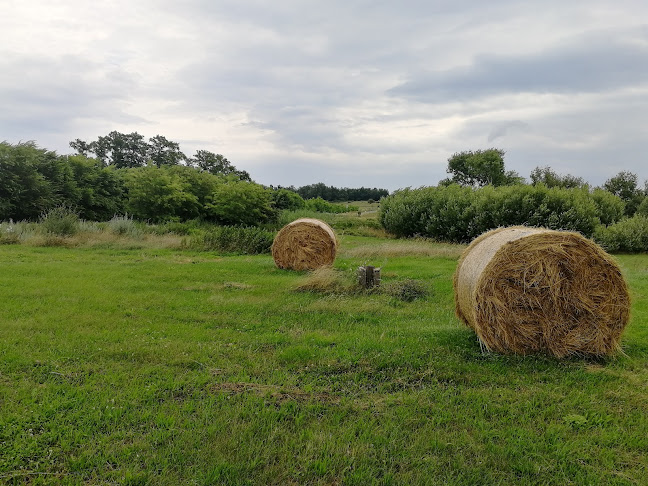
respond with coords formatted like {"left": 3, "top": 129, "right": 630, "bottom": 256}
{"left": 388, "top": 32, "right": 648, "bottom": 102}
{"left": 488, "top": 120, "right": 530, "bottom": 142}
{"left": 0, "top": 54, "right": 145, "bottom": 147}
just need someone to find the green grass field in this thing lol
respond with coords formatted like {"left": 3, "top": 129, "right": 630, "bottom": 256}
{"left": 1, "top": 235, "right": 647, "bottom": 485}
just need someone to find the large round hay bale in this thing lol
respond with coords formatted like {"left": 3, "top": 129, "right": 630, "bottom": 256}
{"left": 454, "top": 226, "right": 630, "bottom": 357}
{"left": 272, "top": 218, "right": 338, "bottom": 271}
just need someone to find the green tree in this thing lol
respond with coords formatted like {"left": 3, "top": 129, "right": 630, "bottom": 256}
{"left": 603, "top": 171, "right": 644, "bottom": 216}
{"left": 0, "top": 141, "right": 55, "bottom": 220}
{"left": 272, "top": 189, "right": 305, "bottom": 211}
{"left": 190, "top": 150, "right": 251, "bottom": 181}
{"left": 124, "top": 166, "right": 201, "bottom": 222}
{"left": 206, "top": 181, "right": 276, "bottom": 225}
{"left": 148, "top": 135, "right": 186, "bottom": 168}
{"left": 70, "top": 131, "right": 150, "bottom": 168}
{"left": 66, "top": 156, "right": 126, "bottom": 220}
{"left": 443, "top": 149, "right": 522, "bottom": 187}
{"left": 530, "top": 166, "right": 587, "bottom": 189}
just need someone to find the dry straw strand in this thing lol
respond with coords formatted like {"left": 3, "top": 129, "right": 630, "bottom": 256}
{"left": 454, "top": 226, "right": 630, "bottom": 358}
{"left": 272, "top": 218, "right": 338, "bottom": 271}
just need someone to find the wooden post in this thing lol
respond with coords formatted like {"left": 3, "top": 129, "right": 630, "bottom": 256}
{"left": 358, "top": 265, "right": 381, "bottom": 289}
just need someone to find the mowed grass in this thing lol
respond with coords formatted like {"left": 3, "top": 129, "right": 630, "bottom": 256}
{"left": 0, "top": 237, "right": 647, "bottom": 485}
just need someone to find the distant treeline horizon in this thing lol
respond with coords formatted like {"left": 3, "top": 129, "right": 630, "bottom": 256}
{"left": 273, "top": 183, "right": 390, "bottom": 203}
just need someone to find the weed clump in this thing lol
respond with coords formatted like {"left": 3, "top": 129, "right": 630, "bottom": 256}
{"left": 295, "top": 268, "right": 431, "bottom": 303}
{"left": 40, "top": 206, "right": 80, "bottom": 236}
{"left": 294, "top": 267, "right": 359, "bottom": 294}
{"left": 383, "top": 279, "right": 431, "bottom": 302}
{"left": 191, "top": 225, "right": 274, "bottom": 254}
{"left": 108, "top": 215, "right": 142, "bottom": 237}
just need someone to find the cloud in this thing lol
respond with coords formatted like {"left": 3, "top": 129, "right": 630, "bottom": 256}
{"left": 388, "top": 29, "right": 648, "bottom": 102}
{"left": 487, "top": 120, "right": 530, "bottom": 142}
{"left": 2, "top": 1, "right": 648, "bottom": 190}
{"left": 0, "top": 53, "right": 146, "bottom": 147}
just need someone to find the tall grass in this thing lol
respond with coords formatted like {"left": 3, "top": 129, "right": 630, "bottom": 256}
{"left": 39, "top": 205, "right": 80, "bottom": 236}
{"left": 187, "top": 225, "right": 275, "bottom": 254}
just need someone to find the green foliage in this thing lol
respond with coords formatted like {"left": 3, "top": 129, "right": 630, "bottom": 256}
{"left": 305, "top": 197, "right": 359, "bottom": 213}
{"left": 191, "top": 225, "right": 274, "bottom": 254}
{"left": 443, "top": 148, "right": 523, "bottom": 187}
{"left": 530, "top": 166, "right": 587, "bottom": 189}
{"left": 0, "top": 141, "right": 56, "bottom": 220}
{"left": 189, "top": 150, "right": 251, "bottom": 181}
{"left": 125, "top": 166, "right": 202, "bottom": 222}
{"left": 148, "top": 134, "right": 186, "bottom": 167}
{"left": 40, "top": 205, "right": 81, "bottom": 236}
{"left": 272, "top": 188, "right": 306, "bottom": 211}
{"left": 0, "top": 142, "right": 126, "bottom": 222}
{"left": 206, "top": 181, "right": 277, "bottom": 226}
{"left": 70, "top": 131, "right": 149, "bottom": 168}
{"left": 590, "top": 188, "right": 625, "bottom": 226}
{"left": 594, "top": 215, "right": 648, "bottom": 252}
{"left": 636, "top": 197, "right": 648, "bottom": 217}
{"left": 295, "top": 183, "right": 389, "bottom": 202}
{"left": 380, "top": 184, "right": 601, "bottom": 242}
{"left": 379, "top": 185, "right": 475, "bottom": 240}
{"left": 66, "top": 156, "right": 126, "bottom": 220}
{"left": 603, "top": 171, "right": 645, "bottom": 216}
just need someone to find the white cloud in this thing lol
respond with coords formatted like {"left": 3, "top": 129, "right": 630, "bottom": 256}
{"left": 1, "top": 0, "right": 648, "bottom": 191}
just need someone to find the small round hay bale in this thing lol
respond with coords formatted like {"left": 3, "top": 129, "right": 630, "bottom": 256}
{"left": 454, "top": 226, "right": 630, "bottom": 357}
{"left": 272, "top": 218, "right": 338, "bottom": 271}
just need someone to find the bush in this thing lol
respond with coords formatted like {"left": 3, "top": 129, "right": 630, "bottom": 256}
{"left": 107, "top": 215, "right": 142, "bottom": 237}
{"left": 40, "top": 206, "right": 80, "bottom": 236}
{"left": 591, "top": 188, "right": 625, "bottom": 225}
{"left": 594, "top": 215, "right": 648, "bottom": 253}
{"left": 0, "top": 221, "right": 20, "bottom": 244}
{"left": 191, "top": 225, "right": 274, "bottom": 254}
{"left": 124, "top": 167, "right": 202, "bottom": 222}
{"left": 272, "top": 189, "right": 306, "bottom": 211}
{"left": 636, "top": 197, "right": 648, "bottom": 217}
{"left": 380, "top": 184, "right": 602, "bottom": 242}
{"left": 206, "top": 182, "right": 277, "bottom": 226}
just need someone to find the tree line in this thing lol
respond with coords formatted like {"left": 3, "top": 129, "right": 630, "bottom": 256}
{"left": 380, "top": 148, "right": 648, "bottom": 250}
{"left": 0, "top": 136, "right": 374, "bottom": 225}
{"left": 275, "top": 183, "right": 389, "bottom": 203}
{"left": 440, "top": 148, "right": 647, "bottom": 217}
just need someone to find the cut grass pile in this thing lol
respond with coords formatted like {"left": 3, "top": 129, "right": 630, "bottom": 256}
{"left": 0, "top": 235, "right": 646, "bottom": 485}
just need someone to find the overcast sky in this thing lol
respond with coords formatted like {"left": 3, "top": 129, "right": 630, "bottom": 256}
{"left": 2, "top": 1, "right": 647, "bottom": 191}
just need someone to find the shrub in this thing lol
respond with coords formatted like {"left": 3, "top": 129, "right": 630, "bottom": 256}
{"left": 272, "top": 189, "right": 306, "bottom": 211}
{"left": 206, "top": 182, "right": 277, "bottom": 226}
{"left": 636, "top": 197, "right": 648, "bottom": 217}
{"left": 107, "top": 215, "right": 142, "bottom": 237}
{"left": 380, "top": 184, "right": 602, "bottom": 242}
{"left": 0, "top": 221, "right": 20, "bottom": 244}
{"left": 40, "top": 206, "right": 80, "bottom": 236}
{"left": 124, "top": 166, "right": 201, "bottom": 222}
{"left": 591, "top": 188, "right": 625, "bottom": 225}
{"left": 594, "top": 215, "right": 648, "bottom": 253}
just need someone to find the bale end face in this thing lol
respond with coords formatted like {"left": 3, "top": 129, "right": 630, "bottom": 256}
{"left": 272, "top": 218, "right": 338, "bottom": 271}
{"left": 454, "top": 227, "right": 631, "bottom": 357}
